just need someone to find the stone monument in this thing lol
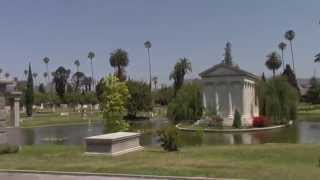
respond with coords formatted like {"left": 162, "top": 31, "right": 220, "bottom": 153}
{"left": 199, "top": 43, "right": 259, "bottom": 126}
{"left": 0, "top": 80, "right": 22, "bottom": 144}
{"left": 85, "top": 132, "right": 143, "bottom": 156}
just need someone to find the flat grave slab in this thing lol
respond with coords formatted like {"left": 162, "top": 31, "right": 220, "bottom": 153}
{"left": 85, "top": 132, "right": 143, "bottom": 156}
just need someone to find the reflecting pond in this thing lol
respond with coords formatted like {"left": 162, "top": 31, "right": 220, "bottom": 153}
{"left": 5, "top": 117, "right": 320, "bottom": 146}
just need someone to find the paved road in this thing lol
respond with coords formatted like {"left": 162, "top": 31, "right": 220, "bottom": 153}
{"left": 0, "top": 172, "right": 162, "bottom": 180}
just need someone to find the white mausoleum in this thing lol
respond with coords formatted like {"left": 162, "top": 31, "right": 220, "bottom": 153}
{"left": 199, "top": 61, "right": 259, "bottom": 126}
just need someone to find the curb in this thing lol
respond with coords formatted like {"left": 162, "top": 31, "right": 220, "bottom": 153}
{"left": 176, "top": 121, "right": 292, "bottom": 133}
{"left": 0, "top": 169, "right": 243, "bottom": 180}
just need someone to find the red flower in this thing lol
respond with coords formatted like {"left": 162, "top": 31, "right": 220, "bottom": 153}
{"left": 252, "top": 116, "right": 271, "bottom": 127}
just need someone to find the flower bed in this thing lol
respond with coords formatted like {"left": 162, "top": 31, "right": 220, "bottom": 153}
{"left": 252, "top": 116, "right": 272, "bottom": 127}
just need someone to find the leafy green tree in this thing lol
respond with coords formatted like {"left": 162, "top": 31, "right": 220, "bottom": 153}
{"left": 265, "top": 52, "right": 282, "bottom": 77}
{"left": 223, "top": 42, "right": 233, "bottom": 65}
{"left": 167, "top": 83, "right": 203, "bottom": 124}
{"left": 88, "top": 52, "right": 95, "bottom": 87}
{"left": 109, "top": 49, "right": 129, "bottom": 81}
{"left": 157, "top": 127, "right": 180, "bottom": 151}
{"left": 95, "top": 78, "right": 105, "bottom": 103}
{"left": 71, "top": 71, "right": 86, "bottom": 92}
{"left": 263, "top": 77, "right": 298, "bottom": 124}
{"left": 34, "top": 92, "right": 50, "bottom": 105}
{"left": 100, "top": 75, "right": 129, "bottom": 133}
{"left": 52, "top": 66, "right": 71, "bottom": 100}
{"left": 38, "top": 83, "right": 46, "bottom": 93}
{"left": 25, "top": 63, "right": 34, "bottom": 117}
{"left": 153, "top": 85, "right": 174, "bottom": 105}
{"left": 278, "top": 42, "right": 287, "bottom": 71}
{"left": 285, "top": 30, "right": 296, "bottom": 72}
{"left": 257, "top": 79, "right": 266, "bottom": 116}
{"left": 126, "top": 80, "right": 152, "bottom": 118}
{"left": 169, "top": 58, "right": 192, "bottom": 95}
{"left": 232, "top": 109, "right": 241, "bottom": 128}
{"left": 305, "top": 77, "right": 320, "bottom": 104}
{"left": 282, "top": 64, "right": 300, "bottom": 95}
{"left": 83, "top": 91, "right": 98, "bottom": 105}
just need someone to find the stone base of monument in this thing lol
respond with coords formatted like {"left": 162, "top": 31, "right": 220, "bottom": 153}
{"left": 0, "top": 131, "right": 8, "bottom": 144}
{"left": 85, "top": 132, "right": 143, "bottom": 156}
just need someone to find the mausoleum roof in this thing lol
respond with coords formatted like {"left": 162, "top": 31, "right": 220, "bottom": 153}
{"left": 199, "top": 63, "right": 258, "bottom": 80}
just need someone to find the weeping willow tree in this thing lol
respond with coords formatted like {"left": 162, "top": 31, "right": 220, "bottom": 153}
{"left": 262, "top": 76, "right": 298, "bottom": 124}
{"left": 167, "top": 83, "right": 203, "bottom": 124}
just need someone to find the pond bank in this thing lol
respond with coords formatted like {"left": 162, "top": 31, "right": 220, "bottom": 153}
{"left": 176, "top": 121, "right": 292, "bottom": 133}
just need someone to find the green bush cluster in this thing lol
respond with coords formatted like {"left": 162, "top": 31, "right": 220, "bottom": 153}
{"left": 167, "top": 83, "right": 203, "bottom": 124}
{"left": 0, "top": 144, "right": 19, "bottom": 154}
{"left": 157, "top": 127, "right": 180, "bottom": 151}
{"left": 259, "top": 76, "right": 298, "bottom": 124}
{"left": 100, "top": 75, "right": 129, "bottom": 133}
{"left": 232, "top": 109, "right": 241, "bottom": 128}
{"left": 126, "top": 80, "right": 152, "bottom": 118}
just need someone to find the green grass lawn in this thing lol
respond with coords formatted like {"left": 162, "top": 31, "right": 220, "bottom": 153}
{"left": 20, "top": 112, "right": 102, "bottom": 128}
{"left": 0, "top": 144, "right": 319, "bottom": 180}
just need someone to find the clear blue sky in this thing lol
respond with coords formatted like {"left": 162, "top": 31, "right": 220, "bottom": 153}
{"left": 1, "top": 0, "right": 320, "bottom": 84}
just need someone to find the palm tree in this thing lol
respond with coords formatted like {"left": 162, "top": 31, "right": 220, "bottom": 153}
{"left": 42, "top": 57, "right": 50, "bottom": 85}
{"left": 152, "top": 76, "right": 158, "bottom": 89}
{"left": 144, "top": 41, "right": 152, "bottom": 89}
{"left": 169, "top": 58, "right": 192, "bottom": 95}
{"left": 43, "top": 72, "right": 48, "bottom": 80}
{"left": 265, "top": 52, "right": 282, "bottom": 78}
{"left": 109, "top": 49, "right": 129, "bottom": 81}
{"left": 315, "top": 53, "right": 320, "bottom": 63}
{"left": 74, "top": 59, "right": 80, "bottom": 72}
{"left": 285, "top": 30, "right": 296, "bottom": 72}
{"left": 88, "top": 52, "right": 95, "bottom": 87}
{"left": 4, "top": 72, "right": 10, "bottom": 80}
{"left": 24, "top": 70, "right": 28, "bottom": 78}
{"left": 278, "top": 42, "right": 287, "bottom": 71}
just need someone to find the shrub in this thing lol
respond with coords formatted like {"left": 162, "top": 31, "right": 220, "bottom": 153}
{"left": 0, "top": 144, "right": 19, "bottom": 154}
{"left": 167, "top": 83, "right": 203, "bottom": 124}
{"left": 232, "top": 109, "right": 241, "bottom": 128}
{"left": 157, "top": 127, "right": 180, "bottom": 151}
{"left": 252, "top": 116, "right": 272, "bottom": 127}
{"left": 153, "top": 86, "right": 174, "bottom": 106}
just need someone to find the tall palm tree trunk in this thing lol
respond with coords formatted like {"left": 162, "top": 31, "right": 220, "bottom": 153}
{"left": 273, "top": 69, "right": 275, "bottom": 78}
{"left": 289, "top": 40, "right": 295, "bottom": 72}
{"left": 46, "top": 64, "right": 49, "bottom": 84}
{"left": 281, "top": 50, "right": 285, "bottom": 71}
{"left": 90, "top": 59, "right": 94, "bottom": 88}
{"left": 147, "top": 48, "right": 152, "bottom": 90}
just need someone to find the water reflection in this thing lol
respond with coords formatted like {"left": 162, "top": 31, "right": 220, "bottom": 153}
{"left": 4, "top": 119, "right": 320, "bottom": 146}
